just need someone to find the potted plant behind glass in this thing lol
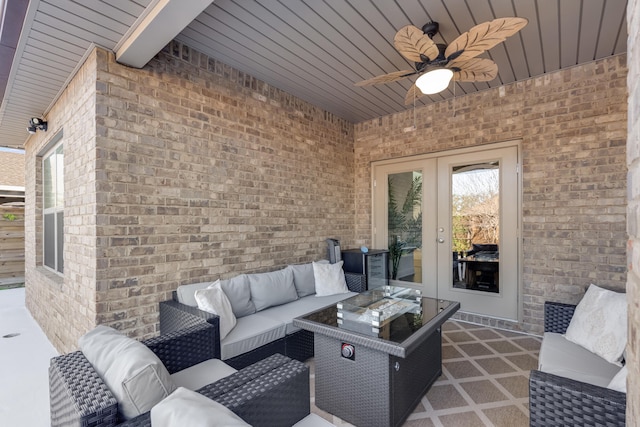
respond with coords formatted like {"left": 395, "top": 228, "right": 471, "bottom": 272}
{"left": 388, "top": 175, "right": 422, "bottom": 280}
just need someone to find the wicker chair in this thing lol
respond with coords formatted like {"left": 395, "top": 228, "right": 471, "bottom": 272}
{"left": 49, "top": 323, "right": 310, "bottom": 427}
{"left": 529, "top": 301, "right": 626, "bottom": 427}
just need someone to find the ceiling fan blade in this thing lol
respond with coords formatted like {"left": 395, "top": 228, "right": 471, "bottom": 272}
{"left": 444, "top": 17, "right": 528, "bottom": 62}
{"left": 450, "top": 58, "right": 498, "bottom": 82}
{"left": 404, "top": 83, "right": 426, "bottom": 105}
{"left": 394, "top": 25, "right": 440, "bottom": 63}
{"left": 354, "top": 69, "right": 417, "bottom": 86}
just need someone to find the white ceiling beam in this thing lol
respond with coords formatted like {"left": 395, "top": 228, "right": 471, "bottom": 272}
{"left": 115, "top": 0, "right": 213, "bottom": 68}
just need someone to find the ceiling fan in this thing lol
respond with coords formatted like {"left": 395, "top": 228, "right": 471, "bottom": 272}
{"left": 355, "top": 17, "right": 528, "bottom": 105}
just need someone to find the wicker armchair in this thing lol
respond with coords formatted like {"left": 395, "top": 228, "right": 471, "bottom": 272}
{"left": 529, "top": 301, "right": 626, "bottom": 426}
{"left": 49, "top": 323, "right": 310, "bottom": 427}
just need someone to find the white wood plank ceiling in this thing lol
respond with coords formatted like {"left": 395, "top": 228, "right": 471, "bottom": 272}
{"left": 0, "top": 0, "right": 629, "bottom": 149}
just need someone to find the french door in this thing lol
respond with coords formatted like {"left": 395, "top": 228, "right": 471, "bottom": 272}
{"left": 373, "top": 145, "right": 520, "bottom": 321}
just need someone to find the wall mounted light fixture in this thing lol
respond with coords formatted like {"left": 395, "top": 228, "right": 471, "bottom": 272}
{"left": 27, "top": 117, "right": 47, "bottom": 134}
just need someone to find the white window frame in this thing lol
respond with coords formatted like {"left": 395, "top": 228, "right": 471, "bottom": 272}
{"left": 42, "top": 138, "right": 64, "bottom": 274}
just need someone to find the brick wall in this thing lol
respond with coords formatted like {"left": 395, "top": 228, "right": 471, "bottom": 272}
{"left": 24, "top": 50, "right": 99, "bottom": 353}
{"left": 27, "top": 43, "right": 355, "bottom": 351}
{"left": 354, "top": 55, "right": 628, "bottom": 334}
{"left": 626, "top": 0, "right": 639, "bottom": 423}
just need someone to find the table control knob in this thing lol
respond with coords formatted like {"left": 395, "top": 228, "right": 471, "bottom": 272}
{"left": 341, "top": 343, "right": 355, "bottom": 360}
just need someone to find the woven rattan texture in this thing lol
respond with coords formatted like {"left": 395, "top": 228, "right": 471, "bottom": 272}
{"left": 49, "top": 350, "right": 118, "bottom": 427}
{"left": 198, "top": 353, "right": 291, "bottom": 398}
{"left": 144, "top": 323, "right": 216, "bottom": 374}
{"left": 313, "top": 328, "right": 443, "bottom": 427}
{"left": 160, "top": 299, "right": 221, "bottom": 357}
{"left": 211, "top": 359, "right": 310, "bottom": 426}
{"left": 225, "top": 337, "right": 287, "bottom": 369}
{"left": 315, "top": 333, "right": 391, "bottom": 426}
{"left": 389, "top": 330, "right": 441, "bottom": 427}
{"left": 529, "top": 370, "right": 626, "bottom": 426}
{"left": 285, "top": 329, "right": 315, "bottom": 362}
{"left": 159, "top": 299, "right": 217, "bottom": 330}
{"left": 344, "top": 272, "right": 366, "bottom": 292}
{"left": 544, "top": 301, "right": 576, "bottom": 333}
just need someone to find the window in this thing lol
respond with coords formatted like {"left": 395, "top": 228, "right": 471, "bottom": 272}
{"left": 43, "top": 143, "right": 63, "bottom": 273}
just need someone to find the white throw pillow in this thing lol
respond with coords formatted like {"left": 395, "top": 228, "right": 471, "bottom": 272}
{"left": 151, "top": 387, "right": 250, "bottom": 427}
{"left": 195, "top": 280, "right": 237, "bottom": 340}
{"left": 79, "top": 325, "right": 176, "bottom": 420}
{"left": 313, "top": 260, "right": 349, "bottom": 296}
{"left": 607, "top": 365, "right": 627, "bottom": 393}
{"left": 564, "top": 284, "right": 627, "bottom": 365}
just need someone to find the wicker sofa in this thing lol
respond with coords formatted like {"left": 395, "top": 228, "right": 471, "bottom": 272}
{"left": 49, "top": 323, "right": 310, "bottom": 427}
{"left": 529, "top": 301, "right": 627, "bottom": 427}
{"left": 159, "top": 262, "right": 362, "bottom": 369}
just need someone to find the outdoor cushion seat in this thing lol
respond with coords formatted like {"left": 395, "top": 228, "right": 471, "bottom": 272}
{"left": 260, "top": 292, "right": 357, "bottom": 334}
{"left": 538, "top": 332, "right": 620, "bottom": 388}
{"left": 221, "top": 313, "right": 287, "bottom": 360}
{"left": 170, "top": 358, "right": 238, "bottom": 391}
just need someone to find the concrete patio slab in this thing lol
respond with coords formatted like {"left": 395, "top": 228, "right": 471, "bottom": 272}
{"left": 0, "top": 287, "right": 58, "bottom": 427}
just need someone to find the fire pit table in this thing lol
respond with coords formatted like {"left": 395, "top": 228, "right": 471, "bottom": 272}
{"left": 293, "top": 286, "right": 459, "bottom": 427}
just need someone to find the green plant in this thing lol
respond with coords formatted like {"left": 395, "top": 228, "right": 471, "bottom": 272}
{"left": 2, "top": 213, "right": 17, "bottom": 221}
{"left": 388, "top": 174, "right": 422, "bottom": 279}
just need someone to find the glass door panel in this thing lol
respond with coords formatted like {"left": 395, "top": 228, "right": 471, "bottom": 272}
{"left": 387, "top": 171, "right": 423, "bottom": 285}
{"left": 452, "top": 163, "right": 500, "bottom": 293}
{"left": 437, "top": 146, "right": 518, "bottom": 320}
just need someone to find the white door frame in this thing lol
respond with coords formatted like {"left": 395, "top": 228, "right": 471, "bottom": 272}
{"left": 372, "top": 140, "right": 523, "bottom": 322}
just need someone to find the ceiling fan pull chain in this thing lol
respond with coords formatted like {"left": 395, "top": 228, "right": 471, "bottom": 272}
{"left": 453, "top": 82, "right": 457, "bottom": 118}
{"left": 413, "top": 86, "right": 417, "bottom": 128}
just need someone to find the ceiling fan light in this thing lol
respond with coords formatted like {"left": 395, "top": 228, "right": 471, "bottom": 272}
{"left": 415, "top": 68, "right": 454, "bottom": 94}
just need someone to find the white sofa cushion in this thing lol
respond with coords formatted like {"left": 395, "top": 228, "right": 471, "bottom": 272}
{"left": 607, "top": 365, "right": 627, "bottom": 393}
{"left": 79, "top": 325, "right": 176, "bottom": 420}
{"left": 564, "top": 284, "right": 627, "bottom": 365}
{"left": 248, "top": 268, "right": 298, "bottom": 311}
{"left": 221, "top": 313, "right": 287, "bottom": 360}
{"left": 176, "top": 281, "right": 211, "bottom": 307}
{"left": 287, "top": 263, "right": 316, "bottom": 297}
{"left": 538, "top": 332, "right": 620, "bottom": 388}
{"left": 195, "top": 281, "right": 237, "bottom": 340}
{"left": 170, "top": 359, "right": 237, "bottom": 391}
{"left": 219, "top": 274, "right": 256, "bottom": 318}
{"left": 313, "top": 261, "right": 349, "bottom": 296}
{"left": 260, "top": 292, "right": 357, "bottom": 334}
{"left": 151, "top": 387, "right": 250, "bottom": 427}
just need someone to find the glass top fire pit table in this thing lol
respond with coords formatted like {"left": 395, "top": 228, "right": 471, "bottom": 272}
{"left": 293, "top": 286, "right": 459, "bottom": 427}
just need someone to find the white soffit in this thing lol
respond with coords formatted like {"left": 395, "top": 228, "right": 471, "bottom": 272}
{"left": 115, "top": 0, "right": 213, "bottom": 68}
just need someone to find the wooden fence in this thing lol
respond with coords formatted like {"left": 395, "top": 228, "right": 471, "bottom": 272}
{"left": 0, "top": 205, "right": 25, "bottom": 286}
